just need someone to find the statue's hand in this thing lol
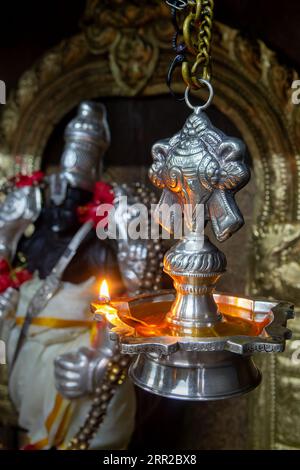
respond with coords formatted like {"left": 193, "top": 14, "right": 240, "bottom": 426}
{"left": 113, "top": 183, "right": 162, "bottom": 294}
{"left": 54, "top": 346, "right": 110, "bottom": 399}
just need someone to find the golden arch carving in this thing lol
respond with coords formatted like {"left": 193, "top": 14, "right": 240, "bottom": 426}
{"left": 0, "top": 0, "right": 299, "bottom": 449}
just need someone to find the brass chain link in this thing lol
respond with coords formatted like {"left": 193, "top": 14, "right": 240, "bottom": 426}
{"left": 182, "top": 0, "right": 214, "bottom": 89}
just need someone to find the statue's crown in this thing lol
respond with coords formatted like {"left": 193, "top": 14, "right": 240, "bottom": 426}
{"left": 64, "top": 101, "right": 110, "bottom": 150}
{"left": 60, "top": 101, "right": 111, "bottom": 192}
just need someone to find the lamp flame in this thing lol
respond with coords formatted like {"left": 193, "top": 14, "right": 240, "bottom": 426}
{"left": 99, "top": 279, "right": 110, "bottom": 301}
{"left": 94, "top": 279, "right": 135, "bottom": 336}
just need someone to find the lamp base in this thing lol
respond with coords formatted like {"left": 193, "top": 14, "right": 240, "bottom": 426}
{"left": 129, "top": 350, "right": 261, "bottom": 401}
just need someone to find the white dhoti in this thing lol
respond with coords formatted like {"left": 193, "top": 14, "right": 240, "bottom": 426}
{"left": 7, "top": 275, "right": 136, "bottom": 450}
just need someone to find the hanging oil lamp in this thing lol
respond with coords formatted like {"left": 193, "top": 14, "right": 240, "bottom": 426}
{"left": 91, "top": 0, "right": 294, "bottom": 400}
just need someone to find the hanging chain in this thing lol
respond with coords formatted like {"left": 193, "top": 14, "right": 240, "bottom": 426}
{"left": 166, "top": 0, "right": 214, "bottom": 93}
{"left": 182, "top": 0, "right": 214, "bottom": 88}
{"left": 166, "top": 0, "right": 188, "bottom": 9}
{"left": 166, "top": 6, "right": 187, "bottom": 99}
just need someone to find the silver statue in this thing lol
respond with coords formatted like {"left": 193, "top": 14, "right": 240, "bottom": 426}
{"left": 0, "top": 185, "right": 42, "bottom": 261}
{"left": 54, "top": 183, "right": 163, "bottom": 400}
{"left": 49, "top": 101, "right": 111, "bottom": 205}
{"left": 0, "top": 287, "right": 19, "bottom": 341}
{"left": 113, "top": 183, "right": 162, "bottom": 295}
{"left": 54, "top": 318, "right": 117, "bottom": 399}
{"left": 0, "top": 288, "right": 19, "bottom": 319}
{"left": 52, "top": 104, "right": 163, "bottom": 400}
{"left": 0, "top": 184, "right": 42, "bottom": 338}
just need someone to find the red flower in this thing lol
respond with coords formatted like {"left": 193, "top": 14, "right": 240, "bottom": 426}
{"left": 0, "top": 258, "right": 10, "bottom": 274}
{"left": 77, "top": 204, "right": 98, "bottom": 226}
{"left": 94, "top": 182, "right": 115, "bottom": 205}
{"left": 12, "top": 269, "right": 32, "bottom": 288}
{"left": 77, "top": 182, "right": 114, "bottom": 227}
{"left": 0, "top": 274, "right": 13, "bottom": 293}
{"left": 12, "top": 171, "right": 44, "bottom": 188}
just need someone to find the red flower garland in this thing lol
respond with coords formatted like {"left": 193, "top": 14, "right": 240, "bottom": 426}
{"left": 10, "top": 171, "right": 44, "bottom": 188}
{"left": 0, "top": 257, "right": 32, "bottom": 294}
{"left": 77, "top": 181, "right": 114, "bottom": 227}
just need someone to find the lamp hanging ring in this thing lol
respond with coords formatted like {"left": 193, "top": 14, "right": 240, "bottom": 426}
{"left": 166, "top": 0, "right": 188, "bottom": 10}
{"left": 184, "top": 78, "right": 214, "bottom": 113}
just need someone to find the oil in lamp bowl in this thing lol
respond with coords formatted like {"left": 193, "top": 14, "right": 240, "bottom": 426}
{"left": 93, "top": 291, "right": 293, "bottom": 400}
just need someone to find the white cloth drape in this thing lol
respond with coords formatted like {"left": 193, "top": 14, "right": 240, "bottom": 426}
{"left": 7, "top": 275, "right": 136, "bottom": 449}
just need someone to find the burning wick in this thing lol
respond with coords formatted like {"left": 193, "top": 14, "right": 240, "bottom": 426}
{"left": 91, "top": 279, "right": 135, "bottom": 337}
{"left": 98, "top": 279, "right": 110, "bottom": 304}
{"left": 90, "top": 279, "right": 111, "bottom": 315}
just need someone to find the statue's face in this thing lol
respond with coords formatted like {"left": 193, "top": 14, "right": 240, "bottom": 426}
{"left": 149, "top": 112, "right": 250, "bottom": 241}
{"left": 47, "top": 186, "right": 92, "bottom": 234}
{"left": 0, "top": 186, "right": 42, "bottom": 259}
{"left": 48, "top": 204, "right": 80, "bottom": 234}
{"left": 47, "top": 173, "right": 93, "bottom": 233}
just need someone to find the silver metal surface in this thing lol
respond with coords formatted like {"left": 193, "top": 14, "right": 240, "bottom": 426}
{"left": 0, "top": 185, "right": 42, "bottom": 260}
{"left": 99, "top": 290, "right": 294, "bottom": 356}
{"left": 113, "top": 291, "right": 293, "bottom": 355}
{"left": 53, "top": 182, "right": 163, "bottom": 399}
{"left": 184, "top": 80, "right": 214, "bottom": 112}
{"left": 113, "top": 183, "right": 163, "bottom": 295}
{"left": 103, "top": 291, "right": 293, "bottom": 400}
{"left": 102, "top": 105, "right": 293, "bottom": 400}
{"left": 0, "top": 184, "right": 41, "bottom": 346}
{"left": 0, "top": 288, "right": 19, "bottom": 321}
{"left": 54, "top": 320, "right": 117, "bottom": 399}
{"left": 165, "top": 1, "right": 187, "bottom": 11}
{"left": 0, "top": 287, "right": 19, "bottom": 341}
{"left": 50, "top": 101, "right": 111, "bottom": 198}
{"left": 129, "top": 350, "right": 261, "bottom": 401}
{"left": 149, "top": 109, "right": 250, "bottom": 331}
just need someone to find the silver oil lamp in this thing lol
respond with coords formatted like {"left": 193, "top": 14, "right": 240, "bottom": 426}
{"left": 91, "top": 81, "right": 294, "bottom": 400}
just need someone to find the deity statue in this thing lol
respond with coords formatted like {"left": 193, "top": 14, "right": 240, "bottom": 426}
{"left": 0, "top": 101, "right": 163, "bottom": 449}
